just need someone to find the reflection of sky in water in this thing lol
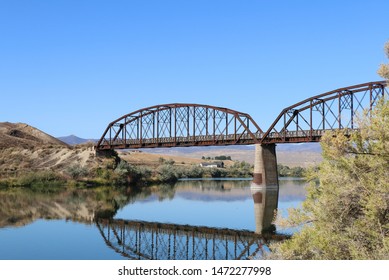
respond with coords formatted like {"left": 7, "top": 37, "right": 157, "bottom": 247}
{"left": 0, "top": 220, "right": 126, "bottom": 260}
{"left": 115, "top": 178, "right": 307, "bottom": 232}
{"left": 116, "top": 197, "right": 254, "bottom": 230}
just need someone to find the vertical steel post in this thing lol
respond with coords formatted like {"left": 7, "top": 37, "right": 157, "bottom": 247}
{"left": 225, "top": 112, "right": 228, "bottom": 137}
{"left": 193, "top": 107, "right": 196, "bottom": 141}
{"left": 351, "top": 93, "right": 354, "bottom": 129}
{"left": 156, "top": 111, "right": 159, "bottom": 143}
{"left": 338, "top": 93, "right": 342, "bottom": 129}
{"left": 213, "top": 109, "right": 216, "bottom": 142}
{"left": 124, "top": 119, "right": 127, "bottom": 145}
{"left": 283, "top": 113, "right": 286, "bottom": 140}
{"left": 174, "top": 108, "right": 177, "bottom": 142}
{"left": 152, "top": 112, "right": 155, "bottom": 141}
{"left": 309, "top": 100, "right": 313, "bottom": 140}
{"left": 139, "top": 116, "right": 143, "bottom": 145}
{"left": 322, "top": 102, "right": 325, "bottom": 130}
{"left": 370, "top": 84, "right": 373, "bottom": 112}
{"left": 109, "top": 127, "right": 112, "bottom": 146}
{"left": 205, "top": 108, "right": 209, "bottom": 136}
{"left": 234, "top": 116, "right": 237, "bottom": 141}
{"left": 187, "top": 106, "right": 190, "bottom": 138}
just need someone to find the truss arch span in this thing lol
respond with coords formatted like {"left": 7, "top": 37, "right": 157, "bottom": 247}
{"left": 96, "top": 103, "right": 263, "bottom": 150}
{"left": 261, "top": 80, "right": 388, "bottom": 144}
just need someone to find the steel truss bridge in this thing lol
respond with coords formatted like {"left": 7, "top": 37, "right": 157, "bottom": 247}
{"left": 96, "top": 81, "right": 387, "bottom": 150}
{"left": 96, "top": 219, "right": 288, "bottom": 260}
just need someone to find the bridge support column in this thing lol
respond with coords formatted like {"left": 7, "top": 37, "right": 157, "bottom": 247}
{"left": 251, "top": 144, "right": 279, "bottom": 233}
{"left": 253, "top": 144, "right": 279, "bottom": 188}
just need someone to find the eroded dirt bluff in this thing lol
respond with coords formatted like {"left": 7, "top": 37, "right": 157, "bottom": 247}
{"left": 0, "top": 122, "right": 100, "bottom": 175}
{"left": 0, "top": 122, "right": 68, "bottom": 149}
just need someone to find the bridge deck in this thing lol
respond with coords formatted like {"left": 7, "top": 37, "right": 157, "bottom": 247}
{"left": 97, "top": 129, "right": 332, "bottom": 149}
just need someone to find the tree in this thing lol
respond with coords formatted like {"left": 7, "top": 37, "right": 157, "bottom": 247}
{"left": 378, "top": 40, "right": 389, "bottom": 80}
{"left": 269, "top": 99, "right": 389, "bottom": 260}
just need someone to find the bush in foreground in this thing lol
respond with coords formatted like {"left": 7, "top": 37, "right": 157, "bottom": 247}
{"left": 269, "top": 99, "right": 389, "bottom": 260}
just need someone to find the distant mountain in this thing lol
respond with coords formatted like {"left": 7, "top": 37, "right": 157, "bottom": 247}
{"left": 57, "top": 135, "right": 97, "bottom": 145}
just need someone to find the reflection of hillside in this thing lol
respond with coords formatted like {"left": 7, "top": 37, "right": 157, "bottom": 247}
{"left": 133, "top": 179, "right": 307, "bottom": 203}
{"left": 0, "top": 187, "right": 129, "bottom": 228}
{"left": 174, "top": 179, "right": 252, "bottom": 201}
{"left": 279, "top": 178, "right": 307, "bottom": 202}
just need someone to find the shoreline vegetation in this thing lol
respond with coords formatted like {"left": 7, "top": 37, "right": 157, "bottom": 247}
{"left": 0, "top": 149, "right": 307, "bottom": 189}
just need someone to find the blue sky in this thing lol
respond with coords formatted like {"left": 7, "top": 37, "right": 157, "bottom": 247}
{"left": 1, "top": 0, "right": 388, "bottom": 138}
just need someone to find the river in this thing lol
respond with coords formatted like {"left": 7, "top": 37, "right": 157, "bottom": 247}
{"left": 0, "top": 178, "right": 306, "bottom": 260}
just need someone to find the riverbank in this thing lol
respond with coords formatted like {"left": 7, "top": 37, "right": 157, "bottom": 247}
{"left": 0, "top": 157, "right": 306, "bottom": 190}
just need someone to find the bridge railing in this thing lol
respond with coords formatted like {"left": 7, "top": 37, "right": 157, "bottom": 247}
{"left": 99, "top": 132, "right": 265, "bottom": 149}
{"left": 98, "top": 128, "right": 361, "bottom": 149}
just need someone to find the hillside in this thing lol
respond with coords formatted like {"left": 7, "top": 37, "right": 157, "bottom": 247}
{"left": 0, "top": 122, "right": 99, "bottom": 177}
{"left": 138, "top": 144, "right": 322, "bottom": 167}
{"left": 0, "top": 122, "right": 68, "bottom": 149}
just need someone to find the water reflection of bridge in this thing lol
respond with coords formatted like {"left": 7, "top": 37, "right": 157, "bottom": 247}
{"left": 96, "top": 218, "right": 288, "bottom": 260}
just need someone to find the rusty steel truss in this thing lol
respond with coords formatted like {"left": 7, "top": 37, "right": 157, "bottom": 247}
{"left": 260, "top": 80, "right": 388, "bottom": 144}
{"left": 96, "top": 81, "right": 387, "bottom": 150}
{"left": 96, "top": 104, "right": 263, "bottom": 150}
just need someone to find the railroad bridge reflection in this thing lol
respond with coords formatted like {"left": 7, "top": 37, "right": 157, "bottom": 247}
{"left": 95, "top": 185, "right": 284, "bottom": 260}
{"left": 96, "top": 218, "right": 287, "bottom": 260}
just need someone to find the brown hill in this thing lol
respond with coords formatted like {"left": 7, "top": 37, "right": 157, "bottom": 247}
{"left": 0, "top": 122, "right": 68, "bottom": 149}
{"left": 0, "top": 122, "right": 99, "bottom": 176}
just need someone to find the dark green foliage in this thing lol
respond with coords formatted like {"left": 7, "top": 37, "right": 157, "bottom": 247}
{"left": 15, "top": 171, "right": 65, "bottom": 189}
{"left": 214, "top": 155, "right": 232, "bottom": 160}
{"left": 207, "top": 167, "right": 228, "bottom": 178}
{"left": 66, "top": 164, "right": 89, "bottom": 179}
{"left": 277, "top": 164, "right": 305, "bottom": 177}
{"left": 227, "top": 161, "right": 252, "bottom": 177}
{"left": 156, "top": 164, "right": 179, "bottom": 183}
{"left": 114, "top": 160, "right": 152, "bottom": 184}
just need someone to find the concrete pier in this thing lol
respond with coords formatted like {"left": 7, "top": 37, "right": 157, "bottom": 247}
{"left": 251, "top": 143, "right": 279, "bottom": 233}
{"left": 252, "top": 143, "right": 279, "bottom": 187}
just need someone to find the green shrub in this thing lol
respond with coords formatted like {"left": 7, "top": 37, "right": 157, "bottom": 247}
{"left": 16, "top": 171, "right": 64, "bottom": 188}
{"left": 66, "top": 165, "right": 89, "bottom": 179}
{"left": 156, "top": 164, "right": 179, "bottom": 183}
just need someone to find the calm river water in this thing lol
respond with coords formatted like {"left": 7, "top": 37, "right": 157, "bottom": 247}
{"left": 0, "top": 178, "right": 306, "bottom": 260}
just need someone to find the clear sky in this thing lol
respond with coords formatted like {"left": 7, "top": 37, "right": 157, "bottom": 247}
{"left": 1, "top": 0, "right": 388, "bottom": 138}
